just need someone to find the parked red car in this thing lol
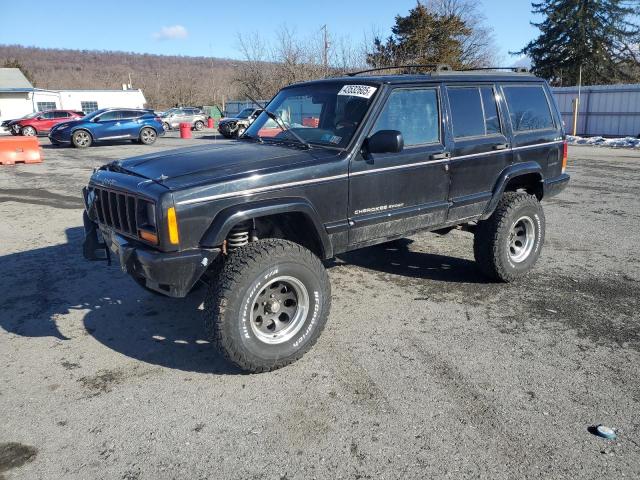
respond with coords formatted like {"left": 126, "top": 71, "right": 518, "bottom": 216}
{"left": 12, "top": 110, "right": 84, "bottom": 136}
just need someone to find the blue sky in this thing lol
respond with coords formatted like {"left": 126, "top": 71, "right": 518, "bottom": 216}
{"left": 0, "top": 1, "right": 539, "bottom": 62}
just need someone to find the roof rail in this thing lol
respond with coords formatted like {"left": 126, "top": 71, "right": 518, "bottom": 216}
{"left": 346, "top": 64, "right": 452, "bottom": 77}
{"left": 459, "top": 67, "right": 530, "bottom": 73}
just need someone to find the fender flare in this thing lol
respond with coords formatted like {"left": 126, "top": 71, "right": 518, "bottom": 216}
{"left": 200, "top": 197, "right": 333, "bottom": 258}
{"left": 481, "top": 162, "right": 544, "bottom": 220}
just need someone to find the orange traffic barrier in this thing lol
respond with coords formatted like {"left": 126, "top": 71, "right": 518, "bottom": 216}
{"left": 179, "top": 122, "right": 192, "bottom": 139}
{"left": 0, "top": 136, "right": 43, "bottom": 165}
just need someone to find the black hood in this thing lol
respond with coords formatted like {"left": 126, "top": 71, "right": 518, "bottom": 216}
{"left": 112, "top": 141, "right": 338, "bottom": 190}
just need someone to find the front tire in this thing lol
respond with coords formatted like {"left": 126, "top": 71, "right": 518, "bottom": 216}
{"left": 162, "top": 122, "right": 170, "bottom": 132}
{"left": 204, "top": 239, "right": 331, "bottom": 372}
{"left": 71, "top": 130, "right": 92, "bottom": 148}
{"left": 235, "top": 126, "right": 246, "bottom": 138}
{"left": 474, "top": 192, "right": 545, "bottom": 282}
{"left": 21, "top": 126, "right": 36, "bottom": 136}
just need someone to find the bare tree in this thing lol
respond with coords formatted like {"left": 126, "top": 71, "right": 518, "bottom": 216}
{"left": 427, "top": 0, "right": 499, "bottom": 67}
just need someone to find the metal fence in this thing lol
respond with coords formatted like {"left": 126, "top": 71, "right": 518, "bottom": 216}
{"left": 551, "top": 84, "right": 640, "bottom": 137}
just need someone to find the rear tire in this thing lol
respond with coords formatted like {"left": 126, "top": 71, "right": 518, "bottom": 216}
{"left": 139, "top": 127, "right": 157, "bottom": 145}
{"left": 204, "top": 239, "right": 331, "bottom": 372}
{"left": 194, "top": 120, "right": 205, "bottom": 131}
{"left": 71, "top": 130, "right": 92, "bottom": 148}
{"left": 474, "top": 192, "right": 545, "bottom": 282}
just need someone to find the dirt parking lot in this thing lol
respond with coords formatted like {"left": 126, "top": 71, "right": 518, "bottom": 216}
{"left": 1, "top": 133, "right": 639, "bottom": 479}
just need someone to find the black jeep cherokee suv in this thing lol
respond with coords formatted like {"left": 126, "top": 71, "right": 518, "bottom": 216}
{"left": 82, "top": 66, "right": 569, "bottom": 372}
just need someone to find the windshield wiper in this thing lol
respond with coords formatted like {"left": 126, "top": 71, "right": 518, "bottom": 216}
{"left": 245, "top": 92, "right": 312, "bottom": 150}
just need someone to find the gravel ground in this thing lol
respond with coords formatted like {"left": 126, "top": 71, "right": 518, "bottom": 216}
{"left": 1, "top": 134, "right": 639, "bottom": 479}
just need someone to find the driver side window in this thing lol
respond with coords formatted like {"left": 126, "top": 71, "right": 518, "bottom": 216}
{"left": 371, "top": 88, "right": 440, "bottom": 147}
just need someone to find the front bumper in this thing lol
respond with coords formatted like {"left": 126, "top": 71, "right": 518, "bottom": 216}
{"left": 83, "top": 214, "right": 220, "bottom": 298}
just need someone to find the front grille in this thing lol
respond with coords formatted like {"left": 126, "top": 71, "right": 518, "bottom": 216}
{"left": 92, "top": 187, "right": 140, "bottom": 237}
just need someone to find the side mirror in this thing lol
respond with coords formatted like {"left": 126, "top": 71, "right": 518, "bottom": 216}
{"left": 366, "top": 130, "right": 404, "bottom": 154}
{"left": 36, "top": 116, "right": 43, "bottom": 120}
{"left": 93, "top": 117, "right": 101, "bottom": 122}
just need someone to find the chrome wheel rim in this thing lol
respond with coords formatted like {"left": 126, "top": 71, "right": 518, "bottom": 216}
{"left": 141, "top": 129, "right": 156, "bottom": 143}
{"left": 23, "top": 127, "right": 35, "bottom": 136}
{"left": 508, "top": 216, "right": 536, "bottom": 263}
{"left": 237, "top": 127, "right": 246, "bottom": 137}
{"left": 74, "top": 131, "right": 90, "bottom": 146}
{"left": 195, "top": 121, "right": 204, "bottom": 131}
{"left": 249, "top": 275, "right": 309, "bottom": 344}
{"left": 162, "top": 123, "right": 170, "bottom": 131}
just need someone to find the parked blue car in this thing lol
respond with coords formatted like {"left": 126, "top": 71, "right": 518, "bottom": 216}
{"left": 49, "top": 108, "right": 164, "bottom": 148}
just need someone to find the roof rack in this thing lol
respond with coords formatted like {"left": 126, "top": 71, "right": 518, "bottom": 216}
{"left": 459, "top": 67, "right": 530, "bottom": 73}
{"left": 346, "top": 64, "right": 452, "bottom": 77}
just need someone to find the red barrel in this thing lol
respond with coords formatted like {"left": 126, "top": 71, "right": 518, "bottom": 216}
{"left": 179, "top": 122, "right": 192, "bottom": 139}
{"left": 207, "top": 117, "right": 214, "bottom": 129}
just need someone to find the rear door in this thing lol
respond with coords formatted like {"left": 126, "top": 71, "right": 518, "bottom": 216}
{"left": 49, "top": 111, "right": 71, "bottom": 131}
{"left": 500, "top": 83, "right": 564, "bottom": 174}
{"left": 445, "top": 84, "right": 513, "bottom": 221}
{"left": 118, "top": 110, "right": 143, "bottom": 137}
{"left": 348, "top": 85, "right": 450, "bottom": 245}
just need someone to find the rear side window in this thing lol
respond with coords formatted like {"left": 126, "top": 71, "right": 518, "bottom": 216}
{"left": 448, "top": 86, "right": 501, "bottom": 138}
{"left": 503, "top": 85, "right": 554, "bottom": 132}
{"left": 372, "top": 88, "right": 439, "bottom": 146}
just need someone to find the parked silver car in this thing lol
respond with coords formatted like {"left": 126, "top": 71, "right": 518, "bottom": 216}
{"left": 160, "top": 107, "right": 207, "bottom": 131}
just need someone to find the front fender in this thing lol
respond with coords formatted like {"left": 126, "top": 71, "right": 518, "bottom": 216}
{"left": 200, "top": 197, "right": 333, "bottom": 258}
{"left": 481, "top": 162, "right": 543, "bottom": 220}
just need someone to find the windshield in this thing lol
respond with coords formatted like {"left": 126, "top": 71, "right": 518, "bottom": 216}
{"left": 23, "top": 112, "right": 39, "bottom": 119}
{"left": 245, "top": 82, "right": 378, "bottom": 149}
{"left": 82, "top": 109, "right": 106, "bottom": 121}
{"left": 236, "top": 108, "right": 254, "bottom": 119}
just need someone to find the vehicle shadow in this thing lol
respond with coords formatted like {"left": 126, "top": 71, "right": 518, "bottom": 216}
{"left": 0, "top": 227, "right": 241, "bottom": 374}
{"left": 335, "top": 238, "right": 489, "bottom": 284}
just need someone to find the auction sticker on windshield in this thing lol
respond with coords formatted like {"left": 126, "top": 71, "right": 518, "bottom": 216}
{"left": 338, "top": 85, "right": 377, "bottom": 99}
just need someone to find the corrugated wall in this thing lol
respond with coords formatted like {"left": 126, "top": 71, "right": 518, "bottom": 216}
{"left": 552, "top": 84, "right": 640, "bottom": 137}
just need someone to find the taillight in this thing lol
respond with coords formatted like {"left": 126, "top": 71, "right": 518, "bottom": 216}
{"left": 562, "top": 140, "right": 568, "bottom": 173}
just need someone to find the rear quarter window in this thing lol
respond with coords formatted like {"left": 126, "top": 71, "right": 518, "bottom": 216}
{"left": 503, "top": 85, "right": 555, "bottom": 132}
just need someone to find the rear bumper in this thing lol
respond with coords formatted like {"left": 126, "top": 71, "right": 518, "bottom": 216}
{"left": 83, "top": 214, "right": 220, "bottom": 298}
{"left": 543, "top": 173, "right": 570, "bottom": 198}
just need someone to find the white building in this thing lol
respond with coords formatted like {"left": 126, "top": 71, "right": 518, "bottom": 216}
{"left": 0, "top": 68, "right": 147, "bottom": 124}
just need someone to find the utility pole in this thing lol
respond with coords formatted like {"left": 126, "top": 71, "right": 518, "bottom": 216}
{"left": 321, "top": 25, "right": 329, "bottom": 72}
{"left": 572, "top": 65, "right": 582, "bottom": 136}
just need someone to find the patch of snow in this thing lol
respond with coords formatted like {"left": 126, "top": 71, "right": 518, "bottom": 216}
{"left": 567, "top": 135, "right": 640, "bottom": 149}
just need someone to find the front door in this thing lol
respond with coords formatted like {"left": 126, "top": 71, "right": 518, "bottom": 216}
{"left": 348, "top": 86, "right": 450, "bottom": 245}
{"left": 445, "top": 84, "right": 513, "bottom": 221}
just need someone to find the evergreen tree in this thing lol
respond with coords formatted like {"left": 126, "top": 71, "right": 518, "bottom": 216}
{"left": 516, "top": 0, "right": 640, "bottom": 86}
{"left": 367, "top": 1, "right": 472, "bottom": 69}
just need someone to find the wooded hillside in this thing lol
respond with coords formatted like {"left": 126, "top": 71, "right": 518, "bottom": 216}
{"left": 0, "top": 44, "right": 240, "bottom": 109}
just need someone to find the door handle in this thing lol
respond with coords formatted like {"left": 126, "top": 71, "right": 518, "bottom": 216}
{"left": 493, "top": 143, "right": 510, "bottom": 150}
{"left": 430, "top": 152, "right": 450, "bottom": 160}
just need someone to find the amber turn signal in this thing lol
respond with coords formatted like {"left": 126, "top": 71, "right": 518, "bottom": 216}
{"left": 167, "top": 207, "right": 180, "bottom": 244}
{"left": 139, "top": 229, "right": 158, "bottom": 244}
